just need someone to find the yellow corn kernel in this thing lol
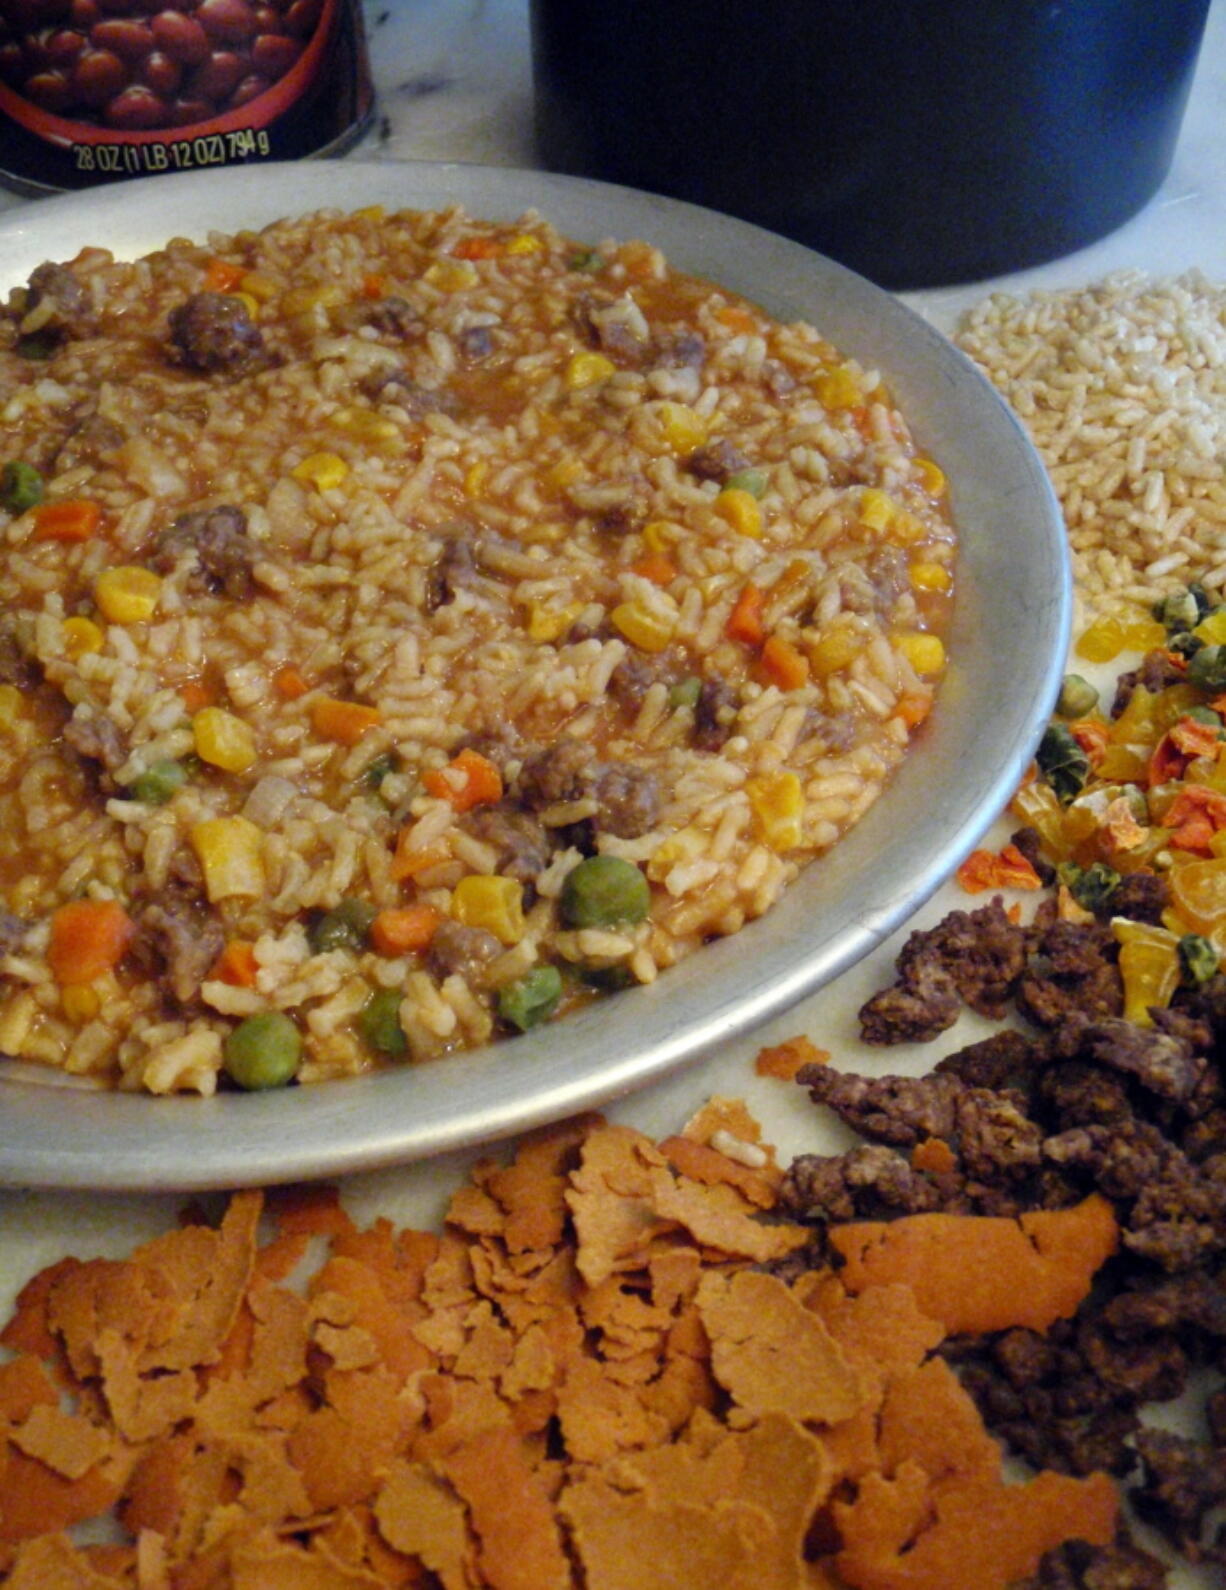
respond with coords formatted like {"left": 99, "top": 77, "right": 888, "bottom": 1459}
{"left": 190, "top": 816, "right": 265, "bottom": 902}
{"left": 815, "top": 364, "right": 861, "bottom": 409}
{"left": 452, "top": 874, "right": 525, "bottom": 946}
{"left": 423, "top": 259, "right": 479, "bottom": 292}
{"left": 506, "top": 233, "right": 543, "bottom": 255}
{"left": 329, "top": 407, "right": 399, "bottom": 443}
{"left": 647, "top": 824, "right": 706, "bottom": 881}
{"left": 566, "top": 352, "right": 616, "bottom": 390}
{"left": 547, "top": 458, "right": 585, "bottom": 490}
{"left": 464, "top": 460, "right": 488, "bottom": 498}
{"left": 657, "top": 403, "right": 708, "bottom": 453}
{"left": 909, "top": 561, "right": 952, "bottom": 592}
{"left": 353, "top": 204, "right": 385, "bottom": 221}
{"left": 895, "top": 631, "right": 946, "bottom": 675}
{"left": 232, "top": 291, "right": 260, "bottom": 320}
{"left": 239, "top": 271, "right": 278, "bottom": 301}
{"left": 291, "top": 452, "right": 349, "bottom": 491}
{"left": 1194, "top": 608, "right": 1226, "bottom": 646}
{"left": 527, "top": 602, "right": 582, "bottom": 643}
{"left": 714, "top": 487, "right": 763, "bottom": 539}
{"left": 913, "top": 457, "right": 946, "bottom": 497}
{"left": 61, "top": 982, "right": 100, "bottom": 1022}
{"left": 281, "top": 284, "right": 343, "bottom": 316}
{"left": 611, "top": 600, "right": 675, "bottom": 654}
{"left": 94, "top": 566, "right": 162, "bottom": 625}
{"left": 193, "top": 706, "right": 257, "bottom": 774}
{"left": 641, "top": 520, "right": 673, "bottom": 554}
{"left": 806, "top": 626, "right": 866, "bottom": 677}
{"left": 746, "top": 771, "right": 804, "bottom": 852}
{"left": 0, "top": 683, "right": 24, "bottom": 729}
{"left": 62, "top": 616, "right": 104, "bottom": 659}
{"left": 858, "top": 488, "right": 896, "bottom": 532}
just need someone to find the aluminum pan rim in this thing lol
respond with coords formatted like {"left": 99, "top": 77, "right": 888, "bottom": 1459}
{"left": 0, "top": 160, "right": 1070, "bottom": 1190}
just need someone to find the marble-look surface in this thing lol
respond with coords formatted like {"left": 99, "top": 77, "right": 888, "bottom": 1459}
{"left": 0, "top": 4, "right": 1225, "bottom": 1582}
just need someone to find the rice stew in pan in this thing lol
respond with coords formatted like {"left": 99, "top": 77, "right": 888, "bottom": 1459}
{"left": 0, "top": 199, "right": 955, "bottom": 1095}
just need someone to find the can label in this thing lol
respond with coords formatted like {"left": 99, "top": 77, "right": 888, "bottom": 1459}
{"left": 0, "top": 0, "right": 374, "bottom": 194}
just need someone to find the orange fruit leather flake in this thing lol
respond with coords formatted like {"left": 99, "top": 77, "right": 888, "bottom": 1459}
{"left": 0, "top": 1116, "right": 1121, "bottom": 1587}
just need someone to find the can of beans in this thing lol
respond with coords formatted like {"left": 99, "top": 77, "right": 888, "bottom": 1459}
{"left": 0, "top": 0, "right": 375, "bottom": 196}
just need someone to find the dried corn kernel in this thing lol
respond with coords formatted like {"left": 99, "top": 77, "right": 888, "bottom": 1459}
{"left": 507, "top": 233, "right": 543, "bottom": 255}
{"left": 815, "top": 364, "right": 861, "bottom": 409}
{"left": 641, "top": 520, "right": 673, "bottom": 554}
{"left": 747, "top": 772, "right": 804, "bottom": 851}
{"left": 352, "top": 204, "right": 385, "bottom": 221}
{"left": 190, "top": 816, "right": 265, "bottom": 902}
{"left": 566, "top": 352, "right": 616, "bottom": 390}
{"left": 281, "top": 284, "right": 343, "bottom": 316}
{"left": 62, "top": 616, "right": 104, "bottom": 658}
{"left": 424, "top": 259, "right": 479, "bottom": 292}
{"left": 193, "top": 706, "right": 257, "bottom": 774}
{"left": 292, "top": 452, "right": 349, "bottom": 491}
{"left": 95, "top": 566, "right": 162, "bottom": 624}
{"left": 0, "top": 684, "right": 23, "bottom": 729}
{"left": 61, "top": 982, "right": 100, "bottom": 1022}
{"left": 330, "top": 407, "right": 399, "bottom": 442}
{"left": 895, "top": 631, "right": 946, "bottom": 675}
{"left": 1194, "top": 608, "right": 1226, "bottom": 646}
{"left": 858, "top": 488, "right": 896, "bottom": 532}
{"left": 464, "top": 460, "right": 488, "bottom": 498}
{"left": 452, "top": 874, "right": 525, "bottom": 946}
{"left": 239, "top": 271, "right": 278, "bottom": 301}
{"left": 527, "top": 602, "right": 582, "bottom": 643}
{"left": 909, "top": 561, "right": 952, "bottom": 592}
{"left": 1076, "top": 613, "right": 1167, "bottom": 663}
{"left": 913, "top": 457, "right": 946, "bottom": 496}
{"left": 547, "top": 459, "right": 585, "bottom": 490}
{"left": 657, "top": 403, "right": 708, "bottom": 453}
{"left": 807, "top": 626, "right": 866, "bottom": 677}
{"left": 611, "top": 600, "right": 675, "bottom": 653}
{"left": 714, "top": 487, "right": 763, "bottom": 539}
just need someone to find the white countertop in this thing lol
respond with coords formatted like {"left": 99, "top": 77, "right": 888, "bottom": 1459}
{"left": 1, "top": 3, "right": 1224, "bottom": 1581}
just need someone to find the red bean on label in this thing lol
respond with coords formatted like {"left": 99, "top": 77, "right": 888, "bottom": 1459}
{"left": 185, "top": 47, "right": 243, "bottom": 99}
{"left": 23, "top": 68, "right": 73, "bottom": 111}
{"left": 138, "top": 47, "right": 180, "bottom": 95}
{"left": 45, "top": 28, "right": 88, "bottom": 65}
{"left": 229, "top": 69, "right": 268, "bottom": 104}
{"left": 70, "top": 46, "right": 126, "bottom": 106}
{"left": 167, "top": 92, "right": 209, "bottom": 123}
{"left": 250, "top": 5, "right": 283, "bottom": 34}
{"left": 104, "top": 81, "right": 167, "bottom": 126}
{"left": 195, "top": 0, "right": 256, "bottom": 44}
{"left": 249, "top": 30, "right": 299, "bottom": 76}
{"left": 68, "top": 0, "right": 101, "bottom": 28}
{"left": 91, "top": 20, "right": 155, "bottom": 61}
{"left": 150, "top": 11, "right": 210, "bottom": 65}
{"left": 284, "top": 0, "right": 319, "bottom": 39}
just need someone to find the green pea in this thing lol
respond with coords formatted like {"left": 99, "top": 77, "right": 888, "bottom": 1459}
{"left": 1154, "top": 586, "right": 1206, "bottom": 633}
{"left": 1186, "top": 705, "right": 1224, "bottom": 731}
{"left": 1188, "top": 644, "right": 1226, "bottom": 694}
{"left": 1179, "top": 934, "right": 1219, "bottom": 986}
{"left": 308, "top": 897, "right": 377, "bottom": 954}
{"left": 1036, "top": 722, "right": 1090, "bottom": 805}
{"left": 0, "top": 460, "right": 44, "bottom": 515}
{"left": 569, "top": 248, "right": 605, "bottom": 272}
{"left": 223, "top": 1011, "right": 302, "bottom": 1090}
{"left": 579, "top": 963, "right": 636, "bottom": 992}
{"left": 15, "top": 330, "right": 57, "bottom": 360}
{"left": 498, "top": 965, "right": 564, "bottom": 1031}
{"left": 359, "top": 987, "right": 408, "bottom": 1057}
{"left": 668, "top": 676, "right": 702, "bottom": 710}
{"left": 127, "top": 758, "right": 188, "bottom": 805}
{"left": 1057, "top": 860, "right": 1120, "bottom": 914}
{"left": 1055, "top": 674, "right": 1098, "bottom": 720}
{"left": 560, "top": 854, "right": 650, "bottom": 929}
{"left": 725, "top": 467, "right": 768, "bottom": 499}
{"left": 360, "top": 750, "right": 399, "bottom": 791}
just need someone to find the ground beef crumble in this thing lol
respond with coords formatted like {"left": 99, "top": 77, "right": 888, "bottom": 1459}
{"left": 779, "top": 885, "right": 1226, "bottom": 1574}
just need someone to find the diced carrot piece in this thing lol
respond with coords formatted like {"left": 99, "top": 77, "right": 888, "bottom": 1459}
{"left": 180, "top": 679, "right": 215, "bottom": 713}
{"left": 956, "top": 843, "right": 1042, "bottom": 894}
{"left": 210, "top": 940, "right": 259, "bottom": 988}
{"left": 897, "top": 688, "right": 933, "bottom": 729}
{"left": 452, "top": 236, "right": 505, "bottom": 260}
{"left": 370, "top": 904, "right": 442, "bottom": 956}
{"left": 726, "top": 582, "right": 765, "bottom": 646}
{"left": 360, "top": 272, "right": 387, "bottom": 299}
{"left": 389, "top": 835, "right": 451, "bottom": 884}
{"left": 422, "top": 748, "right": 503, "bottom": 812}
{"left": 630, "top": 552, "right": 679, "bottom": 586}
{"left": 204, "top": 257, "right": 245, "bottom": 291}
{"left": 31, "top": 500, "right": 102, "bottom": 543}
{"left": 47, "top": 899, "right": 136, "bottom": 985}
{"left": 311, "top": 696, "right": 382, "bottom": 746}
{"left": 273, "top": 665, "right": 310, "bottom": 701}
{"left": 716, "top": 304, "right": 758, "bottom": 335}
{"left": 760, "top": 634, "right": 810, "bottom": 691}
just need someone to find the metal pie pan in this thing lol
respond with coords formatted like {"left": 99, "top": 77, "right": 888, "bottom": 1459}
{"left": 0, "top": 160, "right": 1069, "bottom": 1190}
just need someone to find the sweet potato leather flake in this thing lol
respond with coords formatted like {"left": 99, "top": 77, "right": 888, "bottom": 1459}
{"left": 0, "top": 1116, "right": 1121, "bottom": 1587}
